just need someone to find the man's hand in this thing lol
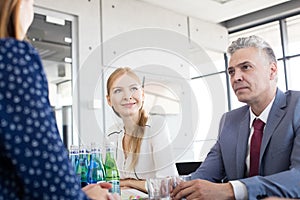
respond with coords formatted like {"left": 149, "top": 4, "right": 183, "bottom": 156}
{"left": 171, "top": 179, "right": 234, "bottom": 200}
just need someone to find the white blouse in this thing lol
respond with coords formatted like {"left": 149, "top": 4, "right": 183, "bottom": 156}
{"left": 106, "top": 115, "right": 178, "bottom": 180}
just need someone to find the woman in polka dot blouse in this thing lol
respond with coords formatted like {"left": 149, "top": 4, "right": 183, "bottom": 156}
{"left": 0, "top": 1, "right": 119, "bottom": 199}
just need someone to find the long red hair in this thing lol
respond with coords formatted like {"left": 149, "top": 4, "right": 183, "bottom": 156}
{"left": 106, "top": 67, "right": 148, "bottom": 169}
{"left": 0, "top": 0, "right": 23, "bottom": 39}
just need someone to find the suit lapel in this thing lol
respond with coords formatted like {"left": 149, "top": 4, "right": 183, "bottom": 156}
{"left": 260, "top": 89, "right": 287, "bottom": 162}
{"left": 236, "top": 109, "right": 250, "bottom": 178}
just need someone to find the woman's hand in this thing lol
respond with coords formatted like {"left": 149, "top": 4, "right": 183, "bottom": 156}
{"left": 82, "top": 182, "right": 121, "bottom": 200}
{"left": 121, "top": 178, "right": 147, "bottom": 193}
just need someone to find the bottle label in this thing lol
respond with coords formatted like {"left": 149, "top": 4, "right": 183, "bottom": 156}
{"left": 96, "top": 180, "right": 106, "bottom": 184}
{"left": 88, "top": 153, "right": 106, "bottom": 184}
{"left": 107, "top": 180, "right": 120, "bottom": 195}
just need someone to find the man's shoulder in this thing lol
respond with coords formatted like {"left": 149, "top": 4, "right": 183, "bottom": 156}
{"left": 285, "top": 90, "right": 300, "bottom": 97}
{"left": 219, "top": 105, "right": 249, "bottom": 127}
{"left": 279, "top": 90, "right": 300, "bottom": 104}
{"left": 226, "top": 104, "right": 249, "bottom": 116}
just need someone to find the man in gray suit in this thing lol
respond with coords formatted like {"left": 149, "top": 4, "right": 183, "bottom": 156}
{"left": 171, "top": 35, "right": 300, "bottom": 199}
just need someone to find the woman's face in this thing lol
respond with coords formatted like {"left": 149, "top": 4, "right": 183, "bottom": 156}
{"left": 107, "top": 74, "right": 144, "bottom": 119}
{"left": 19, "top": 0, "right": 34, "bottom": 39}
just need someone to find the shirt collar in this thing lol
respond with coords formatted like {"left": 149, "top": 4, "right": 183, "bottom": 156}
{"left": 249, "top": 96, "right": 275, "bottom": 128}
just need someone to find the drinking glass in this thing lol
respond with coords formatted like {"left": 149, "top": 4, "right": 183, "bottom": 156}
{"left": 179, "top": 174, "right": 191, "bottom": 181}
{"left": 170, "top": 174, "right": 192, "bottom": 200}
{"left": 147, "top": 177, "right": 170, "bottom": 200}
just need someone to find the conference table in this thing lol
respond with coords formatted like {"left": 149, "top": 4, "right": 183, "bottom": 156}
{"left": 121, "top": 188, "right": 148, "bottom": 200}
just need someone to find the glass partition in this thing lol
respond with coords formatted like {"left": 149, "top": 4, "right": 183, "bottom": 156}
{"left": 27, "top": 7, "right": 78, "bottom": 148}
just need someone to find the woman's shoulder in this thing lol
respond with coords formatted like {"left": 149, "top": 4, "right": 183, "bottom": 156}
{"left": 106, "top": 124, "right": 124, "bottom": 147}
{"left": 146, "top": 115, "right": 167, "bottom": 131}
{"left": 144, "top": 114, "right": 170, "bottom": 140}
{"left": 147, "top": 114, "right": 166, "bottom": 125}
{"left": 106, "top": 123, "right": 124, "bottom": 138}
{"left": 0, "top": 38, "right": 37, "bottom": 53}
{"left": 0, "top": 38, "right": 41, "bottom": 68}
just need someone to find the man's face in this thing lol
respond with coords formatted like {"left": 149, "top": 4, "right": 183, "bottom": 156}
{"left": 227, "top": 47, "right": 277, "bottom": 106}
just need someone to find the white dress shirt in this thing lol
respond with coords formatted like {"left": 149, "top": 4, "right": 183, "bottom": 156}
{"left": 230, "top": 96, "right": 275, "bottom": 200}
{"left": 106, "top": 115, "right": 178, "bottom": 179}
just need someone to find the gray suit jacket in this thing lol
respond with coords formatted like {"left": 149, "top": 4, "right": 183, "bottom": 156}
{"left": 191, "top": 89, "right": 300, "bottom": 199}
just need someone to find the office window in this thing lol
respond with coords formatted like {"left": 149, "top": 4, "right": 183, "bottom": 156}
{"left": 229, "top": 22, "right": 282, "bottom": 58}
{"left": 276, "top": 60, "right": 287, "bottom": 92}
{"left": 286, "top": 15, "right": 300, "bottom": 56}
{"left": 191, "top": 72, "right": 228, "bottom": 160}
{"left": 286, "top": 57, "right": 300, "bottom": 90}
{"left": 286, "top": 15, "right": 300, "bottom": 90}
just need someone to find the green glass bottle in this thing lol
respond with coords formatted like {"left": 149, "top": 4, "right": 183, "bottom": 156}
{"left": 88, "top": 143, "right": 106, "bottom": 183}
{"left": 104, "top": 143, "right": 121, "bottom": 195}
{"left": 77, "top": 144, "right": 89, "bottom": 187}
{"left": 69, "top": 145, "right": 79, "bottom": 173}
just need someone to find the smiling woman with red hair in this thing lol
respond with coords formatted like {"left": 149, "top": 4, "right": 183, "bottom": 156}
{"left": 106, "top": 67, "right": 178, "bottom": 193}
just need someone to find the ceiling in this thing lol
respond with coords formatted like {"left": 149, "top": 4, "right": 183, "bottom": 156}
{"left": 139, "top": 0, "right": 291, "bottom": 23}
{"left": 27, "top": 0, "right": 295, "bottom": 84}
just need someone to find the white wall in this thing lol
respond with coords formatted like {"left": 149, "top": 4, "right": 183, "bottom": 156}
{"left": 34, "top": 0, "right": 228, "bottom": 162}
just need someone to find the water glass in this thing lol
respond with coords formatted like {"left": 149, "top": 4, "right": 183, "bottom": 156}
{"left": 171, "top": 174, "right": 192, "bottom": 200}
{"left": 147, "top": 177, "right": 170, "bottom": 200}
{"left": 179, "top": 174, "right": 192, "bottom": 181}
{"left": 171, "top": 174, "right": 192, "bottom": 188}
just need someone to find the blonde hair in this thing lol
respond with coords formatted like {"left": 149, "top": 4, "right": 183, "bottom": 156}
{"left": 0, "top": 0, "right": 23, "bottom": 39}
{"left": 107, "top": 67, "right": 148, "bottom": 170}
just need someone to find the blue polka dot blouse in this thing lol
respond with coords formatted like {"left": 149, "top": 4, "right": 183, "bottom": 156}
{"left": 0, "top": 38, "right": 90, "bottom": 200}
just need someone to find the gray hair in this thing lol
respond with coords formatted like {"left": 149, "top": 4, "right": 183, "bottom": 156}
{"left": 227, "top": 35, "right": 277, "bottom": 64}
